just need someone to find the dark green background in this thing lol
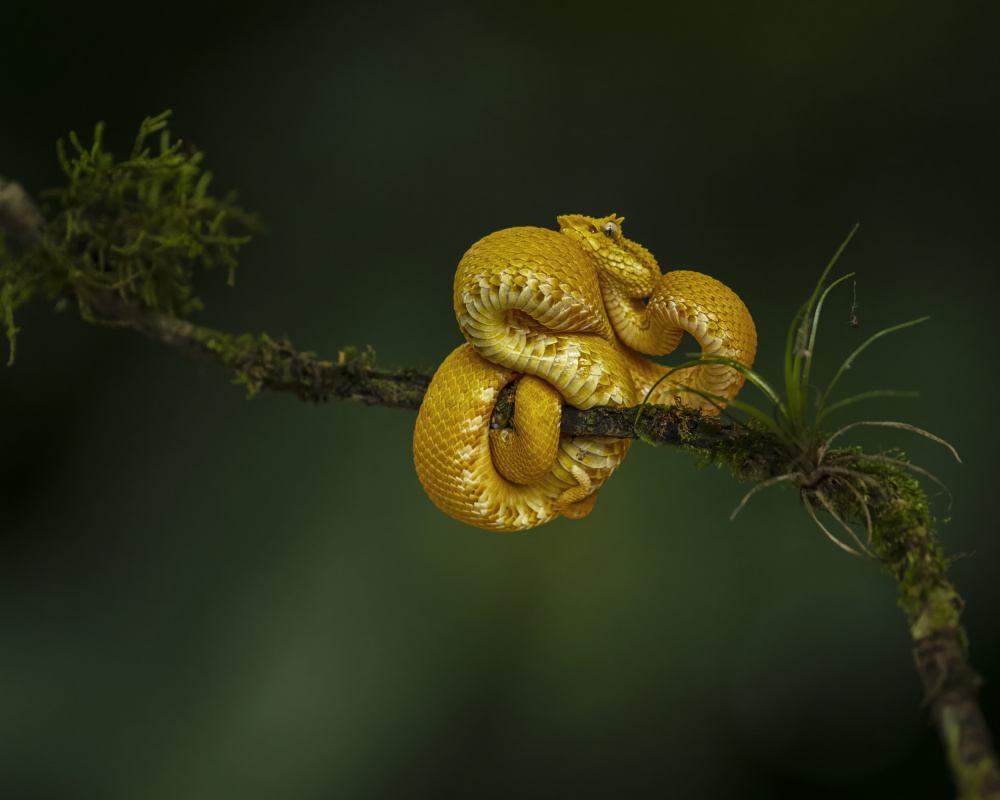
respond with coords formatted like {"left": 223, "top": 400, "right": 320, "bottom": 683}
{"left": 1, "top": 1, "right": 997, "bottom": 797}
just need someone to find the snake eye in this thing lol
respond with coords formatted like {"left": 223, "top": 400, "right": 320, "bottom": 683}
{"left": 588, "top": 224, "right": 597, "bottom": 234}
{"left": 602, "top": 221, "right": 619, "bottom": 239}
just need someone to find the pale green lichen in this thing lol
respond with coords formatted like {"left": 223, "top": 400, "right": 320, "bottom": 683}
{"left": 943, "top": 706, "right": 996, "bottom": 800}
{"left": 0, "top": 111, "right": 259, "bottom": 364}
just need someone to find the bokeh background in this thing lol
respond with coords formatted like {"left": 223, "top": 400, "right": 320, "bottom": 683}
{"left": 1, "top": 1, "right": 997, "bottom": 797}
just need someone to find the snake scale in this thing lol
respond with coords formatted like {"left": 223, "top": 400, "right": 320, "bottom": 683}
{"left": 413, "top": 214, "right": 757, "bottom": 531}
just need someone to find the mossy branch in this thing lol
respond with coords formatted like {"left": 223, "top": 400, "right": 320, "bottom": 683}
{"left": 1, "top": 114, "right": 996, "bottom": 799}
{"left": 79, "top": 284, "right": 432, "bottom": 407}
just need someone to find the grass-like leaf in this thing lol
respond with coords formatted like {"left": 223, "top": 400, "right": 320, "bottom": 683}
{"left": 818, "top": 389, "right": 920, "bottom": 421}
{"left": 822, "top": 420, "right": 962, "bottom": 463}
{"left": 801, "top": 271, "right": 855, "bottom": 395}
{"left": 784, "top": 224, "right": 859, "bottom": 427}
{"left": 687, "top": 353, "right": 787, "bottom": 412}
{"left": 813, "top": 489, "right": 873, "bottom": 557}
{"left": 822, "top": 317, "right": 931, "bottom": 406}
{"left": 633, "top": 355, "right": 788, "bottom": 437}
{"left": 803, "top": 492, "right": 866, "bottom": 557}
{"left": 730, "top": 473, "right": 798, "bottom": 519}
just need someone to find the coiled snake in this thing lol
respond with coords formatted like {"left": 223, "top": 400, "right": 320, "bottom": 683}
{"left": 413, "top": 214, "right": 757, "bottom": 531}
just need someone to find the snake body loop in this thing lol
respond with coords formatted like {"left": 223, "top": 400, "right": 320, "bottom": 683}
{"left": 413, "top": 214, "right": 757, "bottom": 531}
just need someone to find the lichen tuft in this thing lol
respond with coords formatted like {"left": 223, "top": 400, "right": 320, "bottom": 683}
{"left": 0, "top": 111, "right": 260, "bottom": 364}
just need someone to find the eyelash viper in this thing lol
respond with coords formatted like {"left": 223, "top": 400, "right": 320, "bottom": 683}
{"left": 412, "top": 214, "right": 757, "bottom": 531}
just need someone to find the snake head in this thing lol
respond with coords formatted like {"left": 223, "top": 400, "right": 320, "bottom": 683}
{"left": 557, "top": 213, "right": 662, "bottom": 298}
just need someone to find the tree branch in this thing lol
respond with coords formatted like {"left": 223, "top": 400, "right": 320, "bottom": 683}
{"left": 80, "top": 284, "right": 434, "bottom": 408}
{"left": 3, "top": 155, "right": 997, "bottom": 798}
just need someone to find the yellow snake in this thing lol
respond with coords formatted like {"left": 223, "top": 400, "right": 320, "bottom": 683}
{"left": 413, "top": 214, "right": 757, "bottom": 531}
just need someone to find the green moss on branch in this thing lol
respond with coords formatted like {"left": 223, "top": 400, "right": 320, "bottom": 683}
{"left": 1, "top": 111, "right": 258, "bottom": 362}
{"left": 76, "top": 285, "right": 431, "bottom": 408}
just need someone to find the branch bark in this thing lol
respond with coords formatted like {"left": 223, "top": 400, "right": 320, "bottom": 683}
{"left": 80, "top": 284, "right": 434, "bottom": 409}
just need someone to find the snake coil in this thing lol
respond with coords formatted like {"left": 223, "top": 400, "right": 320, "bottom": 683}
{"left": 413, "top": 214, "right": 756, "bottom": 531}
